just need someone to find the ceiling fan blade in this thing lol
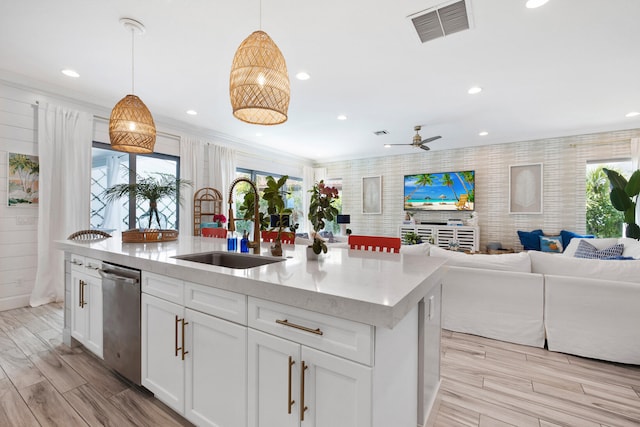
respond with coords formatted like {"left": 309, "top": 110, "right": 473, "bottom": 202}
{"left": 384, "top": 143, "right": 414, "bottom": 146}
{"left": 421, "top": 135, "right": 442, "bottom": 144}
{"left": 419, "top": 145, "right": 430, "bottom": 151}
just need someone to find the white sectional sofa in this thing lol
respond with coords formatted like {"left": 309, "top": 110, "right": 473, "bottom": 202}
{"left": 434, "top": 238, "right": 640, "bottom": 365}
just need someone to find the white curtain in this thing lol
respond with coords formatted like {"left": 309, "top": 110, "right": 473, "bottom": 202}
{"left": 631, "top": 138, "right": 639, "bottom": 225}
{"left": 302, "top": 165, "right": 315, "bottom": 234}
{"left": 207, "top": 144, "right": 237, "bottom": 217}
{"left": 179, "top": 137, "right": 207, "bottom": 235}
{"left": 32, "top": 104, "right": 92, "bottom": 306}
{"left": 101, "top": 154, "right": 123, "bottom": 231}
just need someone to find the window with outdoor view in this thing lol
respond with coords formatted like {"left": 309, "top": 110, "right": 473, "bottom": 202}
{"left": 91, "top": 142, "right": 181, "bottom": 232}
{"left": 233, "top": 169, "right": 304, "bottom": 234}
{"left": 586, "top": 159, "right": 632, "bottom": 238}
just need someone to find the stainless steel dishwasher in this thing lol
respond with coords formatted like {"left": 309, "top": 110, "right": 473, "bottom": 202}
{"left": 99, "top": 262, "right": 142, "bottom": 385}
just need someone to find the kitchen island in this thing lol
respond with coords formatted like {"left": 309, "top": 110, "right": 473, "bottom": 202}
{"left": 58, "top": 235, "right": 446, "bottom": 427}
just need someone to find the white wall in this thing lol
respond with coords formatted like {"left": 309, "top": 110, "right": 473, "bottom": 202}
{"left": 318, "top": 129, "right": 640, "bottom": 250}
{"left": 0, "top": 85, "right": 39, "bottom": 310}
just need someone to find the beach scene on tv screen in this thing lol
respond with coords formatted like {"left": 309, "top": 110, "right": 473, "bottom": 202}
{"left": 404, "top": 171, "right": 475, "bottom": 211}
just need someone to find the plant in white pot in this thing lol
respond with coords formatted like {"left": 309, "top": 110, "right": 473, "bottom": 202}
{"left": 307, "top": 180, "right": 339, "bottom": 258}
{"left": 103, "top": 172, "right": 192, "bottom": 230}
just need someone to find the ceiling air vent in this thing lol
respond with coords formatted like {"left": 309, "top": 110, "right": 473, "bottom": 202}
{"left": 373, "top": 130, "right": 389, "bottom": 136}
{"left": 411, "top": 0, "right": 470, "bottom": 44}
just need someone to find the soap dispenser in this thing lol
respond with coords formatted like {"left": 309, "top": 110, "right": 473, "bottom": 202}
{"left": 240, "top": 231, "right": 249, "bottom": 253}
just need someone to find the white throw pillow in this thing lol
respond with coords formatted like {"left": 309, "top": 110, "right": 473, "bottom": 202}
{"left": 530, "top": 250, "right": 640, "bottom": 282}
{"left": 618, "top": 237, "right": 640, "bottom": 259}
{"left": 430, "top": 246, "right": 531, "bottom": 272}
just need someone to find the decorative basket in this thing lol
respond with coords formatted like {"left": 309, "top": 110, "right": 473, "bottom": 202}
{"left": 122, "top": 229, "right": 179, "bottom": 243}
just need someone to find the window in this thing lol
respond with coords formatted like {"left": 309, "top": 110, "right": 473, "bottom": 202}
{"left": 586, "top": 159, "right": 632, "bottom": 238}
{"left": 91, "top": 142, "right": 181, "bottom": 232}
{"left": 233, "top": 169, "right": 305, "bottom": 233}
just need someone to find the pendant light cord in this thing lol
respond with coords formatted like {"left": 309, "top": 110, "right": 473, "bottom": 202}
{"left": 131, "top": 28, "right": 135, "bottom": 94}
{"left": 259, "top": 0, "right": 262, "bottom": 30}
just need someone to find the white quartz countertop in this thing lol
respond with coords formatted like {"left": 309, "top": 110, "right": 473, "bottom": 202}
{"left": 57, "top": 235, "right": 445, "bottom": 329}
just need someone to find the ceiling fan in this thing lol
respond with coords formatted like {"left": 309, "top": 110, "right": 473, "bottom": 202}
{"left": 384, "top": 125, "right": 441, "bottom": 151}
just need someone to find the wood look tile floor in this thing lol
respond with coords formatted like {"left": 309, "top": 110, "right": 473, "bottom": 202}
{"left": 0, "top": 304, "right": 639, "bottom": 426}
{"left": 430, "top": 330, "right": 640, "bottom": 427}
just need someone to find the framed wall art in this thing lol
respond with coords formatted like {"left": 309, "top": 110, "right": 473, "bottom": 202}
{"left": 7, "top": 152, "right": 40, "bottom": 207}
{"left": 362, "top": 175, "right": 382, "bottom": 214}
{"left": 509, "top": 163, "right": 543, "bottom": 214}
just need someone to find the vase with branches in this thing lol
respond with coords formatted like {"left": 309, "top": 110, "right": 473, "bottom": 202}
{"left": 103, "top": 172, "right": 192, "bottom": 230}
{"left": 308, "top": 180, "right": 340, "bottom": 255}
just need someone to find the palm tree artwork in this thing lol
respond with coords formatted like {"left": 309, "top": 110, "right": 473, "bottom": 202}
{"left": 405, "top": 174, "right": 434, "bottom": 201}
{"left": 8, "top": 153, "right": 39, "bottom": 206}
{"left": 103, "top": 172, "right": 192, "bottom": 230}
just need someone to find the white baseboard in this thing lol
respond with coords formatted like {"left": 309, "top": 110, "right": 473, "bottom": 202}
{"left": 0, "top": 294, "right": 30, "bottom": 312}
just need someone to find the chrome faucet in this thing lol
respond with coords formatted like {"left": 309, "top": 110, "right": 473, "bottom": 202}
{"left": 228, "top": 177, "right": 261, "bottom": 255}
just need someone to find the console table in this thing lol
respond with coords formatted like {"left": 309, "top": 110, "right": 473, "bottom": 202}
{"left": 399, "top": 223, "right": 479, "bottom": 252}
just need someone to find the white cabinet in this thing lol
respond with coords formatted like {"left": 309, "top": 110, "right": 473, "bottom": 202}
{"left": 247, "top": 298, "right": 373, "bottom": 427}
{"left": 141, "top": 292, "right": 185, "bottom": 412}
{"left": 141, "top": 274, "right": 247, "bottom": 427}
{"left": 69, "top": 255, "right": 103, "bottom": 358}
{"left": 400, "top": 224, "right": 479, "bottom": 252}
{"left": 248, "top": 329, "right": 371, "bottom": 427}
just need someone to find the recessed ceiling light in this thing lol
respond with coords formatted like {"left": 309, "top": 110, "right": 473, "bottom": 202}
{"left": 337, "top": 115, "right": 347, "bottom": 121}
{"left": 384, "top": 144, "right": 391, "bottom": 148}
{"left": 296, "top": 72, "right": 310, "bottom": 81}
{"left": 61, "top": 69, "right": 80, "bottom": 78}
{"left": 468, "top": 86, "right": 482, "bottom": 95}
{"left": 479, "top": 131, "right": 489, "bottom": 136}
{"left": 625, "top": 111, "right": 640, "bottom": 118}
{"left": 186, "top": 110, "right": 198, "bottom": 116}
{"left": 525, "top": 0, "right": 549, "bottom": 8}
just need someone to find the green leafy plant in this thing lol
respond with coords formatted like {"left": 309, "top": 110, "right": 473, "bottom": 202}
{"left": 103, "top": 172, "right": 192, "bottom": 229}
{"left": 308, "top": 180, "right": 340, "bottom": 254}
{"left": 261, "top": 175, "right": 297, "bottom": 241}
{"left": 404, "top": 231, "right": 422, "bottom": 245}
{"left": 603, "top": 168, "right": 640, "bottom": 239}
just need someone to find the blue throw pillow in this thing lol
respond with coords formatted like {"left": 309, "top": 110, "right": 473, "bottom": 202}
{"left": 540, "top": 235, "right": 563, "bottom": 253}
{"left": 560, "top": 230, "right": 594, "bottom": 251}
{"left": 517, "top": 229, "right": 544, "bottom": 251}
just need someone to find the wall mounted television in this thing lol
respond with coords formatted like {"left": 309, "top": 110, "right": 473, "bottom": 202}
{"left": 404, "top": 170, "right": 475, "bottom": 211}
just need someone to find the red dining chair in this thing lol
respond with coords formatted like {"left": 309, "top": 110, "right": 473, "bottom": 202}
{"left": 202, "top": 228, "right": 227, "bottom": 238}
{"left": 348, "top": 235, "right": 401, "bottom": 253}
{"left": 261, "top": 230, "right": 295, "bottom": 244}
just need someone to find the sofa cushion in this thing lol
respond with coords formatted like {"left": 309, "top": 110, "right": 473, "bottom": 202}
{"left": 563, "top": 237, "right": 619, "bottom": 257}
{"left": 517, "top": 229, "right": 544, "bottom": 251}
{"left": 540, "top": 235, "right": 563, "bottom": 253}
{"left": 400, "top": 242, "right": 431, "bottom": 255}
{"left": 574, "top": 240, "right": 624, "bottom": 259}
{"left": 560, "top": 230, "right": 594, "bottom": 250}
{"left": 530, "top": 250, "right": 640, "bottom": 283}
{"left": 430, "top": 246, "right": 531, "bottom": 272}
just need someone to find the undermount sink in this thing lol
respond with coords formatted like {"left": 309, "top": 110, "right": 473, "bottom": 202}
{"left": 172, "top": 251, "right": 284, "bottom": 269}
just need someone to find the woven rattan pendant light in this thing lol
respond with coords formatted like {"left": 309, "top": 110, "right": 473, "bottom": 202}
{"left": 229, "top": 1, "right": 290, "bottom": 125}
{"left": 109, "top": 18, "right": 156, "bottom": 153}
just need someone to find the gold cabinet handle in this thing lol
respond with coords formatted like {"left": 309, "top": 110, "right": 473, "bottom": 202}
{"left": 78, "top": 280, "right": 83, "bottom": 308}
{"left": 288, "top": 356, "right": 295, "bottom": 414}
{"left": 80, "top": 280, "right": 87, "bottom": 308}
{"left": 175, "top": 315, "right": 180, "bottom": 357}
{"left": 276, "top": 319, "right": 323, "bottom": 336}
{"left": 181, "top": 318, "right": 189, "bottom": 360}
{"left": 300, "top": 360, "right": 308, "bottom": 421}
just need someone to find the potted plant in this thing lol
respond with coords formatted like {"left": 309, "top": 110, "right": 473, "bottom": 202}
{"left": 603, "top": 168, "right": 640, "bottom": 239}
{"left": 403, "top": 231, "right": 422, "bottom": 245}
{"left": 213, "top": 214, "right": 227, "bottom": 228}
{"left": 308, "top": 180, "right": 340, "bottom": 257}
{"left": 103, "top": 172, "right": 192, "bottom": 230}
{"left": 261, "top": 175, "right": 297, "bottom": 256}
